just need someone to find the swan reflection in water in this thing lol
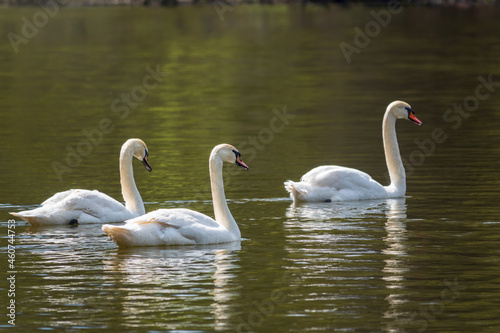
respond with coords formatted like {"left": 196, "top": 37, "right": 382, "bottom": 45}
{"left": 381, "top": 198, "right": 411, "bottom": 332}
{"left": 286, "top": 198, "right": 393, "bottom": 222}
{"left": 284, "top": 198, "right": 402, "bottom": 262}
{"left": 285, "top": 197, "right": 410, "bottom": 330}
{"left": 102, "top": 242, "right": 241, "bottom": 331}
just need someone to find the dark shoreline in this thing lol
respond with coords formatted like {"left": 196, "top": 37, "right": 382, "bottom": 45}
{"left": 0, "top": 0, "right": 498, "bottom": 8}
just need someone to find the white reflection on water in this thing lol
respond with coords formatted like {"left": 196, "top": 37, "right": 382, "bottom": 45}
{"left": 101, "top": 242, "right": 241, "bottom": 330}
{"left": 13, "top": 220, "right": 242, "bottom": 331}
{"left": 212, "top": 248, "right": 240, "bottom": 331}
{"left": 282, "top": 197, "right": 410, "bottom": 323}
{"left": 382, "top": 198, "right": 409, "bottom": 284}
{"left": 381, "top": 198, "right": 410, "bottom": 332}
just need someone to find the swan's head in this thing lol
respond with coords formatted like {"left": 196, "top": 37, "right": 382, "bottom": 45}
{"left": 388, "top": 101, "right": 422, "bottom": 125}
{"left": 212, "top": 144, "right": 249, "bottom": 170}
{"left": 125, "top": 138, "right": 152, "bottom": 172}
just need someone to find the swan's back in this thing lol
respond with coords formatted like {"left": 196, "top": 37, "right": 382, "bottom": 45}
{"left": 60, "top": 190, "right": 130, "bottom": 214}
{"left": 286, "top": 165, "right": 386, "bottom": 202}
{"left": 40, "top": 189, "right": 75, "bottom": 206}
{"left": 102, "top": 208, "right": 239, "bottom": 247}
{"left": 302, "top": 166, "right": 378, "bottom": 188}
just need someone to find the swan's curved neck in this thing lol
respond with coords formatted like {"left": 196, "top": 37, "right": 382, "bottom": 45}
{"left": 210, "top": 157, "right": 240, "bottom": 238}
{"left": 382, "top": 110, "right": 406, "bottom": 196}
{"left": 120, "top": 145, "right": 145, "bottom": 216}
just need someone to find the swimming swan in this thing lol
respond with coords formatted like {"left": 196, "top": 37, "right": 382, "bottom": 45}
{"left": 10, "top": 138, "right": 152, "bottom": 226}
{"left": 102, "top": 143, "right": 249, "bottom": 247}
{"left": 284, "top": 101, "right": 422, "bottom": 202}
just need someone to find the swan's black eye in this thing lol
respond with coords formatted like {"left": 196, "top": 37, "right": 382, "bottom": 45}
{"left": 144, "top": 149, "right": 149, "bottom": 159}
{"left": 232, "top": 149, "right": 241, "bottom": 159}
{"left": 404, "top": 106, "right": 412, "bottom": 116}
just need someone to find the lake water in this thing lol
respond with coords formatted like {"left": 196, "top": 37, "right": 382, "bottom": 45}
{"left": 1, "top": 4, "right": 500, "bottom": 332}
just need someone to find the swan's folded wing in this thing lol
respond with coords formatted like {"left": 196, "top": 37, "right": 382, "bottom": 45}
{"left": 58, "top": 190, "right": 128, "bottom": 219}
{"left": 119, "top": 209, "right": 225, "bottom": 245}
{"left": 296, "top": 165, "right": 386, "bottom": 201}
{"left": 40, "top": 189, "right": 78, "bottom": 206}
{"left": 300, "top": 165, "right": 332, "bottom": 182}
{"left": 126, "top": 208, "right": 219, "bottom": 229}
{"left": 303, "top": 166, "right": 375, "bottom": 188}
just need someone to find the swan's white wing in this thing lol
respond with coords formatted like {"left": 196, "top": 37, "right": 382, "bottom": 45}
{"left": 103, "top": 208, "right": 236, "bottom": 247}
{"left": 302, "top": 166, "right": 379, "bottom": 189}
{"left": 12, "top": 189, "right": 132, "bottom": 225}
{"left": 59, "top": 190, "right": 129, "bottom": 218}
{"left": 286, "top": 165, "right": 386, "bottom": 202}
{"left": 40, "top": 189, "right": 76, "bottom": 206}
{"left": 126, "top": 208, "right": 220, "bottom": 229}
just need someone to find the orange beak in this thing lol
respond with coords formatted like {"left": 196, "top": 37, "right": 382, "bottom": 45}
{"left": 236, "top": 156, "right": 249, "bottom": 170}
{"left": 409, "top": 111, "right": 422, "bottom": 125}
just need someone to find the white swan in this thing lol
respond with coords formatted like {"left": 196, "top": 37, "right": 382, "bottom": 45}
{"left": 102, "top": 144, "right": 249, "bottom": 247}
{"left": 284, "top": 101, "right": 422, "bottom": 203}
{"left": 10, "top": 138, "right": 152, "bottom": 226}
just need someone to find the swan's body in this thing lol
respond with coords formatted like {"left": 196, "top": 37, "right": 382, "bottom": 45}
{"left": 102, "top": 144, "right": 248, "bottom": 247}
{"left": 102, "top": 208, "right": 239, "bottom": 247}
{"left": 10, "top": 139, "right": 152, "bottom": 226}
{"left": 285, "top": 101, "right": 422, "bottom": 203}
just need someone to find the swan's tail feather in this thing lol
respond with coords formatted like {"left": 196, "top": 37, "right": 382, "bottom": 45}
{"left": 284, "top": 181, "right": 306, "bottom": 194}
{"left": 284, "top": 181, "right": 294, "bottom": 194}
{"left": 102, "top": 225, "right": 133, "bottom": 247}
{"left": 284, "top": 181, "right": 307, "bottom": 203}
